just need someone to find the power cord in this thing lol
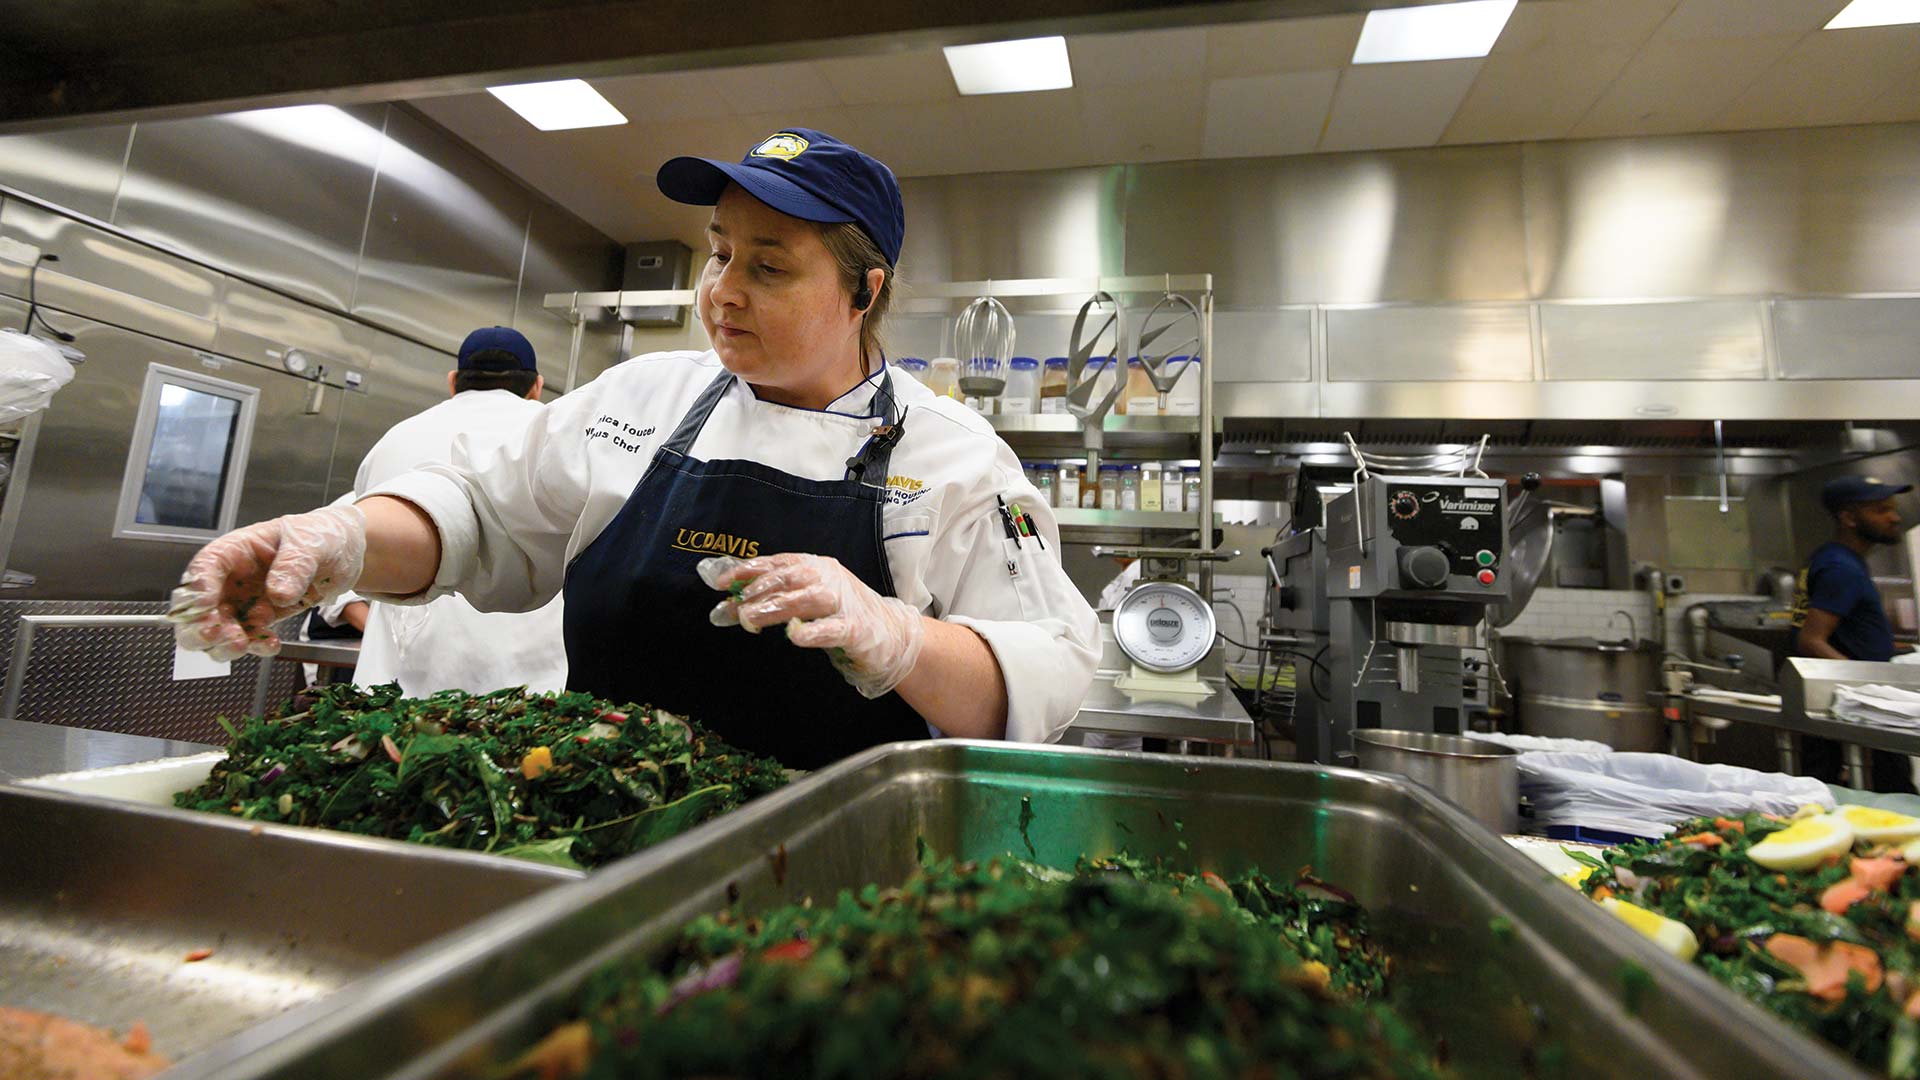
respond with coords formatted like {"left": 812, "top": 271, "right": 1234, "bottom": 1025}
{"left": 1215, "top": 631, "right": 1332, "bottom": 702}
{"left": 23, "top": 254, "right": 76, "bottom": 343}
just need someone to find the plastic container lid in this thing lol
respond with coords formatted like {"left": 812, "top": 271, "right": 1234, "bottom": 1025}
{"left": 1119, "top": 463, "right": 1140, "bottom": 471}
{"left": 897, "top": 357, "right": 928, "bottom": 370}
{"left": 1044, "top": 357, "right": 1069, "bottom": 368}
{"left": 1010, "top": 357, "right": 1038, "bottom": 370}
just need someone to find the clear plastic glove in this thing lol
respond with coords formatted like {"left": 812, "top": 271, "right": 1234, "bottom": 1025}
{"left": 167, "top": 504, "right": 368, "bottom": 662}
{"left": 699, "top": 553, "right": 926, "bottom": 699}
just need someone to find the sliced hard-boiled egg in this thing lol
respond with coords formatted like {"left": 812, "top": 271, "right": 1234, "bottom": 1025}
{"left": 1747, "top": 815, "right": 1855, "bottom": 871}
{"left": 1599, "top": 897, "right": 1699, "bottom": 961}
{"left": 1560, "top": 866, "right": 1595, "bottom": 888}
{"left": 1835, "top": 805, "right": 1920, "bottom": 844}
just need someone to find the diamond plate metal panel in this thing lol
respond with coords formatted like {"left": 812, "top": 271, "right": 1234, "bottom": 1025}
{"left": 0, "top": 600, "right": 301, "bottom": 742}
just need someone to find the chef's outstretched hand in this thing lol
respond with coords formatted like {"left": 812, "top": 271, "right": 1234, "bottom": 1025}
{"left": 699, "top": 553, "right": 926, "bottom": 699}
{"left": 167, "top": 505, "right": 368, "bottom": 662}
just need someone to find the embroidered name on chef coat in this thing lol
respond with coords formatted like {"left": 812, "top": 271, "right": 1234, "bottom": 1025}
{"left": 585, "top": 414, "right": 656, "bottom": 454}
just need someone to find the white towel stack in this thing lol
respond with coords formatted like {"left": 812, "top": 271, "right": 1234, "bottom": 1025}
{"left": 1831, "top": 684, "right": 1920, "bottom": 730}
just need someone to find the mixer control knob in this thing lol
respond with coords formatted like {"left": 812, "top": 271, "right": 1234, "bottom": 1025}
{"left": 1397, "top": 546, "right": 1451, "bottom": 589}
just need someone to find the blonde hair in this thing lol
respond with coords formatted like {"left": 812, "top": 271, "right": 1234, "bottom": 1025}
{"left": 815, "top": 222, "right": 894, "bottom": 375}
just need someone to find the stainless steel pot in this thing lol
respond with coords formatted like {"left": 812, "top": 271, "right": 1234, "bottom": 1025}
{"left": 1348, "top": 729, "right": 1518, "bottom": 834}
{"left": 1504, "top": 636, "right": 1663, "bottom": 751}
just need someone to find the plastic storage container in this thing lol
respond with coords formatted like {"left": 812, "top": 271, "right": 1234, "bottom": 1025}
{"left": 1162, "top": 464, "right": 1185, "bottom": 513}
{"left": 1098, "top": 466, "right": 1119, "bottom": 510}
{"left": 1117, "top": 464, "right": 1141, "bottom": 511}
{"left": 1033, "top": 466, "right": 1056, "bottom": 507}
{"left": 1166, "top": 356, "right": 1201, "bottom": 416}
{"left": 895, "top": 357, "right": 928, "bottom": 385}
{"left": 1182, "top": 467, "right": 1201, "bottom": 512}
{"left": 925, "top": 357, "right": 960, "bottom": 400}
{"left": 1139, "top": 462, "right": 1162, "bottom": 511}
{"left": 1001, "top": 357, "right": 1039, "bottom": 416}
{"left": 1055, "top": 462, "right": 1080, "bottom": 509}
{"left": 1040, "top": 357, "right": 1069, "bottom": 414}
{"left": 1124, "top": 357, "right": 1159, "bottom": 417}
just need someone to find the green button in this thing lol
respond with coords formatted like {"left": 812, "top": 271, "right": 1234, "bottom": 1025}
{"left": 1476, "top": 550, "right": 1496, "bottom": 567}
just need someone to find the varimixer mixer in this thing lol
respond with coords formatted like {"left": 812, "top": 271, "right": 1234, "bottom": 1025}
{"left": 1264, "top": 435, "right": 1515, "bottom": 763}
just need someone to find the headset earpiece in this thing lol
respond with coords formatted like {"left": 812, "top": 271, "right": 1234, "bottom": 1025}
{"left": 853, "top": 267, "right": 880, "bottom": 312}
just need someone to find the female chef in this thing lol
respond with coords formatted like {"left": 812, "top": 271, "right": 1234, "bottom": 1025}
{"left": 169, "top": 128, "right": 1101, "bottom": 769}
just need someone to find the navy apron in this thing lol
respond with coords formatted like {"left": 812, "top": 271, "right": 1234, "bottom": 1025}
{"left": 562, "top": 368, "right": 928, "bottom": 770}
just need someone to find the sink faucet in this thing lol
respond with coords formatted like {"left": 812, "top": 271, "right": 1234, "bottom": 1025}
{"left": 1611, "top": 609, "right": 1638, "bottom": 643}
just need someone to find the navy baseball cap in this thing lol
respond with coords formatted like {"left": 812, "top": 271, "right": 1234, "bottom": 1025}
{"left": 1822, "top": 475, "right": 1913, "bottom": 512}
{"left": 458, "top": 326, "right": 537, "bottom": 372}
{"left": 656, "top": 128, "right": 905, "bottom": 265}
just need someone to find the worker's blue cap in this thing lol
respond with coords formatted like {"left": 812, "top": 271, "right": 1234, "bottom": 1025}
{"left": 1822, "top": 475, "right": 1912, "bottom": 513}
{"left": 657, "top": 128, "right": 904, "bottom": 266}
{"left": 457, "top": 326, "right": 537, "bottom": 372}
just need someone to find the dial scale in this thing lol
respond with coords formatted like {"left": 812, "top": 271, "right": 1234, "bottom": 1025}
{"left": 1112, "top": 580, "right": 1217, "bottom": 674}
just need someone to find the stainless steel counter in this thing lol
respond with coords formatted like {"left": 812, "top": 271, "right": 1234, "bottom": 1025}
{"left": 1067, "top": 671, "right": 1256, "bottom": 750}
{"left": 0, "top": 717, "right": 214, "bottom": 784}
{"left": 1668, "top": 691, "right": 1920, "bottom": 789}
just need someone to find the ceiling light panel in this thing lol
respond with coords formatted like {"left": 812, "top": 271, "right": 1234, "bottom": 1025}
{"left": 1351, "top": 0, "right": 1519, "bottom": 64}
{"left": 1825, "top": 0, "right": 1920, "bottom": 29}
{"left": 944, "top": 36, "right": 1074, "bottom": 95}
{"left": 486, "top": 79, "right": 628, "bottom": 130}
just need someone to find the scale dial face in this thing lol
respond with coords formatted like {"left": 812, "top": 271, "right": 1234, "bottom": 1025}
{"left": 1113, "top": 580, "right": 1217, "bottom": 674}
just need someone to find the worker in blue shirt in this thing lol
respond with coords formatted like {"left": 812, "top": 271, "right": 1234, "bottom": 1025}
{"left": 1794, "top": 475, "right": 1912, "bottom": 663}
{"left": 1793, "top": 474, "right": 1914, "bottom": 792}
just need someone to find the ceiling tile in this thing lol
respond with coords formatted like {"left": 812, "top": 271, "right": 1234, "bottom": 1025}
{"left": 409, "top": 92, "right": 527, "bottom": 142}
{"left": 1081, "top": 78, "right": 1206, "bottom": 163}
{"left": 704, "top": 60, "right": 844, "bottom": 115}
{"left": 1068, "top": 26, "right": 1208, "bottom": 87}
{"left": 1714, "top": 23, "right": 1920, "bottom": 129}
{"left": 1202, "top": 71, "right": 1340, "bottom": 159}
{"left": 1656, "top": 0, "right": 1845, "bottom": 39}
{"left": 1205, "top": 15, "right": 1364, "bottom": 77}
{"left": 1443, "top": 43, "right": 1637, "bottom": 144}
{"left": 593, "top": 70, "right": 737, "bottom": 125}
{"left": 1318, "top": 60, "right": 1484, "bottom": 153}
{"left": 1569, "top": 33, "right": 1802, "bottom": 136}
{"left": 817, "top": 48, "right": 956, "bottom": 106}
{"left": 1493, "top": 0, "right": 1679, "bottom": 54}
{"left": 842, "top": 102, "right": 976, "bottom": 177}
{"left": 956, "top": 91, "right": 1090, "bottom": 174}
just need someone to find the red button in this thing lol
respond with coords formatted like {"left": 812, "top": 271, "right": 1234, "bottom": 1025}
{"left": 1477, "top": 569, "right": 1496, "bottom": 585}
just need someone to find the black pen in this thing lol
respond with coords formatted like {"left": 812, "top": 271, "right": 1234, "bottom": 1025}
{"left": 994, "top": 494, "right": 1021, "bottom": 545}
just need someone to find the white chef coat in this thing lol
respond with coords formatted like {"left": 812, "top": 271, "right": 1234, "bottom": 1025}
{"left": 364, "top": 350, "right": 1100, "bottom": 744}
{"left": 334, "top": 389, "right": 568, "bottom": 697}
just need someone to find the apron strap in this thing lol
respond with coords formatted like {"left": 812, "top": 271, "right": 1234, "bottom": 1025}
{"left": 845, "top": 368, "right": 906, "bottom": 485}
{"left": 661, "top": 369, "right": 736, "bottom": 455}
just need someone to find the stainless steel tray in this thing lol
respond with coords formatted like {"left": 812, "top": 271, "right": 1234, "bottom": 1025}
{"left": 0, "top": 783, "right": 578, "bottom": 1069}
{"left": 172, "top": 741, "right": 1864, "bottom": 1080}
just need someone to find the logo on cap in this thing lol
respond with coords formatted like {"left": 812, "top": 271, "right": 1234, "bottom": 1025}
{"left": 750, "top": 133, "right": 809, "bottom": 161}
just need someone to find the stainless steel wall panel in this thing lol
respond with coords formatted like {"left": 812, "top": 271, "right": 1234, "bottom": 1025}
{"left": 1522, "top": 126, "right": 1920, "bottom": 301}
{"left": 214, "top": 278, "right": 374, "bottom": 376}
{"left": 1315, "top": 378, "right": 1920, "bottom": 421}
{"left": 1774, "top": 298, "right": 1920, "bottom": 380}
{"left": 516, "top": 202, "right": 622, "bottom": 385}
{"left": 330, "top": 326, "right": 450, "bottom": 499}
{"left": 113, "top": 105, "right": 385, "bottom": 313}
{"left": 900, "top": 168, "right": 1126, "bottom": 287}
{"left": 1541, "top": 301, "right": 1767, "bottom": 381}
{"left": 0, "top": 199, "right": 221, "bottom": 348}
{"left": 1120, "top": 147, "right": 1530, "bottom": 308}
{"left": 0, "top": 301, "right": 336, "bottom": 599}
{"left": 1217, "top": 380, "right": 1319, "bottom": 420}
{"left": 352, "top": 108, "right": 529, "bottom": 354}
{"left": 1213, "top": 309, "right": 1312, "bottom": 383}
{"left": 1325, "top": 304, "right": 1532, "bottom": 382}
{"left": 0, "top": 126, "right": 132, "bottom": 222}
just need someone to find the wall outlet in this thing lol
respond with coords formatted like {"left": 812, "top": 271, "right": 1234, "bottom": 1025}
{"left": 0, "top": 237, "right": 40, "bottom": 265}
